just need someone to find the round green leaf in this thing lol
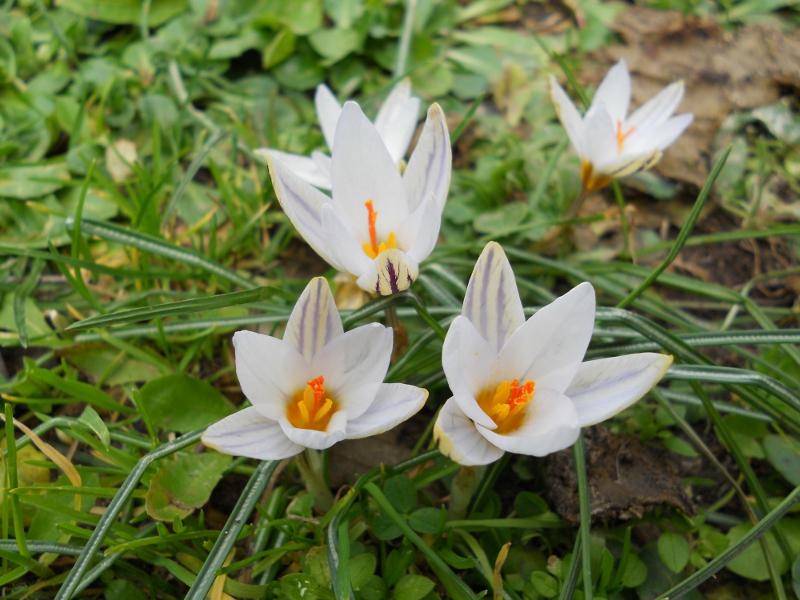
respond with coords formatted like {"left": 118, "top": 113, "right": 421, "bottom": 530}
{"left": 658, "top": 532, "right": 690, "bottom": 574}
{"left": 138, "top": 374, "right": 235, "bottom": 433}
{"left": 392, "top": 574, "right": 435, "bottom": 600}
{"left": 349, "top": 552, "right": 377, "bottom": 590}
{"left": 408, "top": 507, "right": 442, "bottom": 534}
{"left": 530, "top": 571, "right": 558, "bottom": 598}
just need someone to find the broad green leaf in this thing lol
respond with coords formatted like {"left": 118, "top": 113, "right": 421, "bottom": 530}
{"left": 105, "top": 579, "right": 148, "bottom": 600}
{"left": 726, "top": 519, "right": 800, "bottom": 580}
{"left": 408, "top": 507, "right": 441, "bottom": 534}
{"left": 279, "top": 0, "right": 323, "bottom": 34}
{"left": 661, "top": 435, "right": 698, "bottom": 458}
{"left": 621, "top": 553, "right": 647, "bottom": 588}
{"left": 530, "top": 571, "right": 558, "bottom": 598}
{"left": 145, "top": 451, "right": 231, "bottom": 520}
{"left": 763, "top": 434, "right": 800, "bottom": 486}
{"left": 359, "top": 575, "right": 386, "bottom": 600}
{"left": 349, "top": 552, "right": 376, "bottom": 590}
{"left": 60, "top": 347, "right": 162, "bottom": 386}
{"left": 658, "top": 532, "right": 690, "bottom": 573}
{"left": 273, "top": 52, "right": 326, "bottom": 91}
{"left": 56, "top": 0, "right": 188, "bottom": 25}
{"left": 0, "top": 296, "right": 51, "bottom": 342}
{"left": 0, "top": 162, "right": 70, "bottom": 199}
{"left": 138, "top": 374, "right": 235, "bottom": 433}
{"left": 372, "top": 511, "right": 403, "bottom": 541}
{"left": 77, "top": 406, "right": 110, "bottom": 450}
{"left": 280, "top": 573, "right": 335, "bottom": 600}
{"left": 209, "top": 29, "right": 268, "bottom": 60}
{"left": 263, "top": 29, "right": 296, "bottom": 69}
{"left": 306, "top": 546, "right": 331, "bottom": 587}
{"left": 514, "top": 491, "right": 548, "bottom": 517}
{"left": 27, "top": 367, "right": 132, "bottom": 413}
{"left": 752, "top": 102, "right": 800, "bottom": 145}
{"left": 308, "top": 28, "right": 361, "bottom": 62}
{"left": 324, "top": 0, "right": 363, "bottom": 28}
{"left": 383, "top": 474, "right": 416, "bottom": 514}
{"left": 392, "top": 574, "right": 435, "bottom": 600}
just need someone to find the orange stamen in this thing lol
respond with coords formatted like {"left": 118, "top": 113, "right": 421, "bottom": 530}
{"left": 477, "top": 378, "right": 536, "bottom": 434}
{"left": 364, "top": 200, "right": 379, "bottom": 256}
{"left": 616, "top": 121, "right": 635, "bottom": 152}
{"left": 287, "top": 375, "right": 338, "bottom": 431}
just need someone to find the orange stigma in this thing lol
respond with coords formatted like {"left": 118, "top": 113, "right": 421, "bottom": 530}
{"left": 616, "top": 121, "right": 635, "bottom": 152}
{"left": 286, "top": 375, "right": 338, "bottom": 431}
{"left": 361, "top": 200, "right": 398, "bottom": 259}
{"left": 477, "top": 378, "right": 536, "bottom": 434}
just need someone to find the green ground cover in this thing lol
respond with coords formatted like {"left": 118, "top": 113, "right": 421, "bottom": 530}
{"left": 1, "top": 0, "right": 800, "bottom": 598}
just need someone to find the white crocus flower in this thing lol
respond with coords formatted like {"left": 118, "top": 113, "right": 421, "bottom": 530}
{"left": 267, "top": 100, "right": 451, "bottom": 296}
{"left": 550, "top": 59, "right": 693, "bottom": 192}
{"left": 433, "top": 242, "right": 673, "bottom": 466}
{"left": 202, "top": 278, "right": 428, "bottom": 459}
{"left": 256, "top": 80, "right": 420, "bottom": 190}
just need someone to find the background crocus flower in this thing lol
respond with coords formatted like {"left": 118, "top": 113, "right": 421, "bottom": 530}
{"left": 550, "top": 59, "right": 694, "bottom": 192}
{"left": 255, "top": 80, "right": 420, "bottom": 190}
{"left": 433, "top": 242, "right": 673, "bottom": 466}
{"left": 202, "top": 278, "right": 428, "bottom": 460}
{"left": 267, "top": 101, "right": 451, "bottom": 295}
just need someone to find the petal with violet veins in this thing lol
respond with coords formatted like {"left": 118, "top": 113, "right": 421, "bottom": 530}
{"left": 476, "top": 387, "right": 580, "bottom": 457}
{"left": 566, "top": 353, "right": 673, "bottom": 427}
{"left": 434, "top": 398, "right": 505, "bottom": 466}
{"left": 403, "top": 103, "right": 452, "bottom": 213}
{"left": 266, "top": 156, "right": 343, "bottom": 271}
{"left": 256, "top": 149, "right": 331, "bottom": 190}
{"left": 283, "top": 277, "right": 344, "bottom": 363}
{"left": 233, "top": 331, "right": 310, "bottom": 421}
{"left": 590, "top": 59, "right": 631, "bottom": 126}
{"left": 346, "top": 383, "right": 428, "bottom": 439}
{"left": 490, "top": 282, "right": 595, "bottom": 394}
{"left": 461, "top": 241, "right": 525, "bottom": 354}
{"left": 356, "top": 248, "right": 419, "bottom": 295}
{"left": 549, "top": 76, "right": 585, "bottom": 157}
{"left": 331, "top": 102, "right": 408, "bottom": 240}
{"left": 322, "top": 204, "right": 373, "bottom": 278}
{"left": 279, "top": 411, "right": 349, "bottom": 450}
{"left": 596, "top": 149, "right": 662, "bottom": 180}
{"left": 315, "top": 84, "right": 343, "bottom": 151}
{"left": 625, "top": 80, "right": 685, "bottom": 133}
{"left": 310, "top": 323, "right": 393, "bottom": 420}
{"left": 202, "top": 407, "right": 303, "bottom": 460}
{"left": 442, "top": 316, "right": 497, "bottom": 429}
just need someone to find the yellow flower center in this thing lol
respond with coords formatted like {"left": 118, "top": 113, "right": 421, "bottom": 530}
{"left": 361, "top": 200, "right": 397, "bottom": 259}
{"left": 477, "top": 379, "right": 535, "bottom": 434}
{"left": 286, "top": 376, "right": 339, "bottom": 431}
{"left": 616, "top": 120, "right": 636, "bottom": 152}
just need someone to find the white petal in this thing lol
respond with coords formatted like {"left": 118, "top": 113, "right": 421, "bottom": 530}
{"left": 310, "top": 323, "right": 393, "bottom": 420}
{"left": 356, "top": 248, "right": 419, "bottom": 295}
{"left": 283, "top": 277, "right": 344, "bottom": 363}
{"left": 590, "top": 59, "right": 631, "bottom": 126}
{"left": 461, "top": 241, "right": 525, "bottom": 354}
{"left": 374, "top": 79, "right": 420, "bottom": 164}
{"left": 311, "top": 151, "right": 332, "bottom": 185}
{"left": 566, "top": 353, "right": 673, "bottom": 427}
{"left": 266, "top": 156, "right": 343, "bottom": 271}
{"left": 279, "top": 411, "right": 348, "bottom": 450}
{"left": 442, "top": 316, "right": 497, "bottom": 429}
{"left": 315, "top": 84, "right": 343, "bottom": 151}
{"left": 595, "top": 149, "right": 662, "bottom": 179}
{"left": 433, "top": 398, "right": 504, "bottom": 466}
{"left": 404, "top": 194, "right": 441, "bottom": 264}
{"left": 639, "top": 113, "right": 693, "bottom": 152}
{"left": 374, "top": 78, "right": 412, "bottom": 136}
{"left": 476, "top": 388, "right": 580, "bottom": 457}
{"left": 491, "top": 282, "right": 595, "bottom": 394}
{"left": 550, "top": 76, "right": 585, "bottom": 158}
{"left": 233, "top": 331, "right": 310, "bottom": 421}
{"left": 346, "top": 383, "right": 428, "bottom": 439}
{"left": 582, "top": 102, "right": 618, "bottom": 170}
{"left": 322, "top": 204, "right": 373, "bottom": 278}
{"left": 626, "top": 80, "right": 685, "bottom": 133}
{"left": 403, "top": 103, "right": 451, "bottom": 213}
{"left": 256, "top": 149, "right": 332, "bottom": 190}
{"left": 331, "top": 102, "right": 409, "bottom": 241}
{"left": 202, "top": 407, "right": 303, "bottom": 460}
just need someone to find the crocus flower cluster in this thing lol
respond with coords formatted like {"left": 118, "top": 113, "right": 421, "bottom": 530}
{"left": 205, "top": 65, "right": 687, "bottom": 468}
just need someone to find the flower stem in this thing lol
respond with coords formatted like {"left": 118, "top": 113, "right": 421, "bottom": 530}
{"left": 295, "top": 449, "right": 334, "bottom": 513}
{"left": 447, "top": 465, "right": 484, "bottom": 520}
{"left": 386, "top": 305, "right": 409, "bottom": 362}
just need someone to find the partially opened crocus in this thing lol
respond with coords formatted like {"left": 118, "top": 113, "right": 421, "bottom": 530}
{"left": 202, "top": 278, "right": 428, "bottom": 460}
{"left": 550, "top": 59, "right": 693, "bottom": 192}
{"left": 267, "top": 100, "right": 451, "bottom": 295}
{"left": 256, "top": 79, "right": 420, "bottom": 190}
{"left": 433, "top": 242, "right": 673, "bottom": 466}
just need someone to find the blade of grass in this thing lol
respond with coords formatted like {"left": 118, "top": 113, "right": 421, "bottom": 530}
{"left": 13, "top": 258, "right": 44, "bottom": 348}
{"left": 617, "top": 145, "right": 732, "bottom": 308}
{"left": 451, "top": 92, "right": 485, "bottom": 144}
{"left": 67, "top": 287, "right": 283, "bottom": 331}
{"left": 572, "top": 433, "right": 593, "bottom": 600}
{"left": 54, "top": 429, "right": 204, "bottom": 600}
{"left": 65, "top": 218, "right": 254, "bottom": 289}
{"left": 184, "top": 460, "right": 279, "bottom": 600}
{"left": 557, "top": 535, "right": 581, "bottom": 600}
{"left": 4, "top": 404, "right": 29, "bottom": 560}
